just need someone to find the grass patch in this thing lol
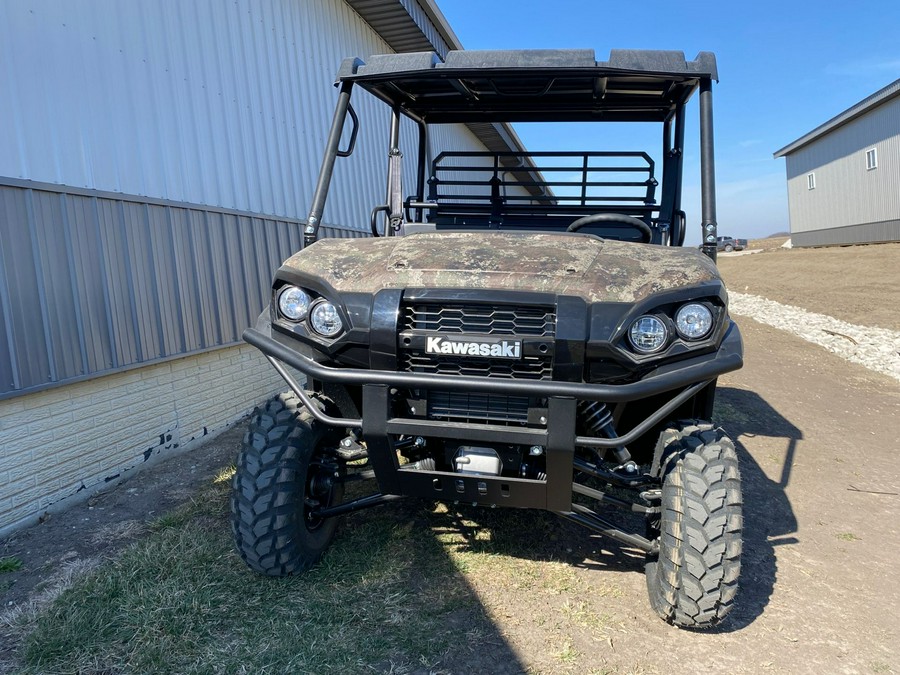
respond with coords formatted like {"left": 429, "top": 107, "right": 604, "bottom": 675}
{"left": 555, "top": 638, "right": 580, "bottom": 665}
{"left": 713, "top": 400, "right": 751, "bottom": 429}
{"left": 560, "top": 599, "right": 612, "bottom": 632}
{"left": 18, "top": 461, "right": 628, "bottom": 673}
{"left": 836, "top": 532, "right": 860, "bottom": 542}
{"left": 18, "top": 478, "right": 486, "bottom": 674}
{"left": 0, "top": 556, "right": 23, "bottom": 573}
{"left": 89, "top": 519, "right": 147, "bottom": 544}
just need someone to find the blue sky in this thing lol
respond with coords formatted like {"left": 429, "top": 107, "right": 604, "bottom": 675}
{"left": 437, "top": 0, "right": 900, "bottom": 244}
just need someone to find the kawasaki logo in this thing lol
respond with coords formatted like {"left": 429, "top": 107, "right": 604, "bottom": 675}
{"left": 425, "top": 336, "right": 522, "bottom": 359}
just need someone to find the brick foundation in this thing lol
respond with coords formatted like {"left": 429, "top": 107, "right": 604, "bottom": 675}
{"left": 0, "top": 344, "right": 287, "bottom": 538}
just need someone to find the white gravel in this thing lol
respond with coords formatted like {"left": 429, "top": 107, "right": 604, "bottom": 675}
{"left": 728, "top": 292, "right": 900, "bottom": 383}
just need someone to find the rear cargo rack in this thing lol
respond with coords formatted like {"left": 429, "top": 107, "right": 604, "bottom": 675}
{"left": 429, "top": 150, "right": 657, "bottom": 207}
{"left": 411, "top": 151, "right": 659, "bottom": 235}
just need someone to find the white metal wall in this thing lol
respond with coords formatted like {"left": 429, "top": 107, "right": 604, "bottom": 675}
{"left": 0, "top": 0, "right": 494, "bottom": 232}
{"left": 784, "top": 96, "right": 900, "bottom": 236}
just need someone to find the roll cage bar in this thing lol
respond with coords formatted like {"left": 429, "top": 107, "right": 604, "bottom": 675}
{"left": 303, "top": 49, "right": 719, "bottom": 260}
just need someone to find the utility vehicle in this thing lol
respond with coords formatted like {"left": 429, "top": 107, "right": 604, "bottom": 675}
{"left": 232, "top": 49, "right": 744, "bottom": 628}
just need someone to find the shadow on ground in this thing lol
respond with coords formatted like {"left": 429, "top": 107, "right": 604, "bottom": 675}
{"left": 2, "top": 429, "right": 531, "bottom": 674}
{"left": 710, "top": 386, "right": 801, "bottom": 631}
{"left": 421, "top": 385, "right": 803, "bottom": 635}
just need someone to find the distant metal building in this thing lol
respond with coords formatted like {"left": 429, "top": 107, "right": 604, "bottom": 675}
{"left": 0, "top": 0, "right": 530, "bottom": 536}
{"left": 774, "top": 79, "right": 900, "bottom": 247}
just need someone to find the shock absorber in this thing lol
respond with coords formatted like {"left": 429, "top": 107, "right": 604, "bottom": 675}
{"left": 578, "top": 401, "right": 632, "bottom": 465}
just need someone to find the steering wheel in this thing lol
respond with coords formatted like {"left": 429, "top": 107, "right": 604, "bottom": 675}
{"left": 566, "top": 213, "right": 653, "bottom": 243}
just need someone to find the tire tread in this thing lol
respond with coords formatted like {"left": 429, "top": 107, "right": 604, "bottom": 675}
{"left": 647, "top": 421, "right": 742, "bottom": 628}
{"left": 230, "top": 392, "right": 340, "bottom": 576}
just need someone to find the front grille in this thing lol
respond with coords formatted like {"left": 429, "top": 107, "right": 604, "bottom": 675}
{"left": 400, "top": 301, "right": 556, "bottom": 425}
{"left": 402, "top": 303, "right": 556, "bottom": 336}
{"left": 428, "top": 391, "right": 530, "bottom": 424}
{"left": 401, "top": 353, "right": 552, "bottom": 379}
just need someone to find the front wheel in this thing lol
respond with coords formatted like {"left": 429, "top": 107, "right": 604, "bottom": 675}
{"left": 724, "top": 244, "right": 734, "bottom": 252}
{"left": 645, "top": 422, "right": 742, "bottom": 628}
{"left": 231, "top": 392, "right": 344, "bottom": 576}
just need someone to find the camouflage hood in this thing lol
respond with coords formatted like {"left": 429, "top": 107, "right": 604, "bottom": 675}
{"left": 282, "top": 232, "right": 720, "bottom": 303}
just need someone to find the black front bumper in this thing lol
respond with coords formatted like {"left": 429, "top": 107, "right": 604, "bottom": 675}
{"left": 244, "top": 320, "right": 742, "bottom": 404}
{"left": 243, "top": 320, "right": 742, "bottom": 512}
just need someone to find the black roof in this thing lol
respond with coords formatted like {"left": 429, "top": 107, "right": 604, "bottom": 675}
{"left": 337, "top": 49, "right": 718, "bottom": 123}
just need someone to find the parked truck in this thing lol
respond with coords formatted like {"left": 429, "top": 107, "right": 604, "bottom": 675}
{"left": 716, "top": 236, "right": 747, "bottom": 252}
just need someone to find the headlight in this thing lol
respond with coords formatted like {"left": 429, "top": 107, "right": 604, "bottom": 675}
{"left": 628, "top": 315, "right": 668, "bottom": 354}
{"left": 310, "top": 302, "right": 343, "bottom": 337}
{"left": 675, "top": 303, "right": 713, "bottom": 340}
{"left": 278, "top": 286, "right": 311, "bottom": 321}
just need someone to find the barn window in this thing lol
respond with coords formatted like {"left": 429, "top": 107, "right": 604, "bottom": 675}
{"left": 807, "top": 172, "right": 816, "bottom": 190}
{"left": 866, "top": 148, "right": 877, "bottom": 170}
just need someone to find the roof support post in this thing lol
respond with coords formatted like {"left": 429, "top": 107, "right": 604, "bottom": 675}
{"left": 305, "top": 81, "right": 354, "bottom": 248}
{"left": 699, "top": 78, "right": 718, "bottom": 262}
{"left": 671, "top": 106, "right": 686, "bottom": 245}
{"left": 660, "top": 104, "right": 686, "bottom": 245}
{"left": 386, "top": 106, "right": 404, "bottom": 234}
{"left": 414, "top": 120, "right": 428, "bottom": 221}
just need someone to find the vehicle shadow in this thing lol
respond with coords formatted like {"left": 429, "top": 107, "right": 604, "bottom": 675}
{"left": 424, "top": 385, "right": 802, "bottom": 634}
{"left": 708, "top": 385, "right": 801, "bottom": 631}
{"left": 333, "top": 487, "right": 532, "bottom": 674}
{"left": 428, "top": 502, "right": 647, "bottom": 574}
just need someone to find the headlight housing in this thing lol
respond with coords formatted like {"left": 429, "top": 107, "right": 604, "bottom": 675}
{"left": 275, "top": 285, "right": 345, "bottom": 339}
{"left": 278, "top": 286, "right": 311, "bottom": 321}
{"left": 675, "top": 303, "right": 714, "bottom": 340}
{"left": 628, "top": 315, "right": 668, "bottom": 354}
{"left": 309, "top": 301, "right": 343, "bottom": 337}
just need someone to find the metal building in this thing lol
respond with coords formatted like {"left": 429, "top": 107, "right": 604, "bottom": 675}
{"left": 774, "top": 79, "right": 900, "bottom": 247}
{"left": 0, "top": 0, "right": 529, "bottom": 536}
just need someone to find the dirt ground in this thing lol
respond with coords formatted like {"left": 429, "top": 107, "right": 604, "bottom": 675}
{"left": 717, "top": 241, "right": 900, "bottom": 330}
{"left": 2, "top": 242, "right": 900, "bottom": 673}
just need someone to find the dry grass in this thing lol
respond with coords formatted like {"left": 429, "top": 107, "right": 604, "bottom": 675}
{"left": 13, "top": 473, "right": 493, "bottom": 674}
{"left": 0, "top": 555, "right": 104, "bottom": 675}
{"left": 10, "top": 462, "right": 655, "bottom": 674}
{"left": 11, "top": 468, "right": 576, "bottom": 674}
{"left": 88, "top": 519, "right": 147, "bottom": 545}
{"left": 747, "top": 236, "right": 790, "bottom": 250}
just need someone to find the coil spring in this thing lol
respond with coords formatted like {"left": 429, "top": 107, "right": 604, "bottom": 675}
{"left": 578, "top": 401, "right": 632, "bottom": 464}
{"left": 579, "top": 401, "right": 614, "bottom": 435}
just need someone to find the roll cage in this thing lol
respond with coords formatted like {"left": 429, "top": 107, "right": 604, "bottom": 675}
{"left": 302, "top": 48, "right": 720, "bottom": 259}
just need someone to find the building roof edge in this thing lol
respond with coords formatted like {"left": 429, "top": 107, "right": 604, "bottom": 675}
{"left": 774, "top": 78, "right": 900, "bottom": 158}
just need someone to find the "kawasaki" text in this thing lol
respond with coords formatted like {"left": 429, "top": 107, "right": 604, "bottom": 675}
{"left": 425, "top": 336, "right": 521, "bottom": 359}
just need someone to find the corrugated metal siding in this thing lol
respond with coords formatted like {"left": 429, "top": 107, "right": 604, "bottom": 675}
{"left": 792, "top": 219, "right": 900, "bottom": 247}
{"left": 0, "top": 0, "right": 455, "bottom": 234}
{"left": 0, "top": 180, "right": 364, "bottom": 400}
{"left": 395, "top": 122, "right": 534, "bottom": 203}
{"left": 784, "top": 95, "right": 900, "bottom": 236}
